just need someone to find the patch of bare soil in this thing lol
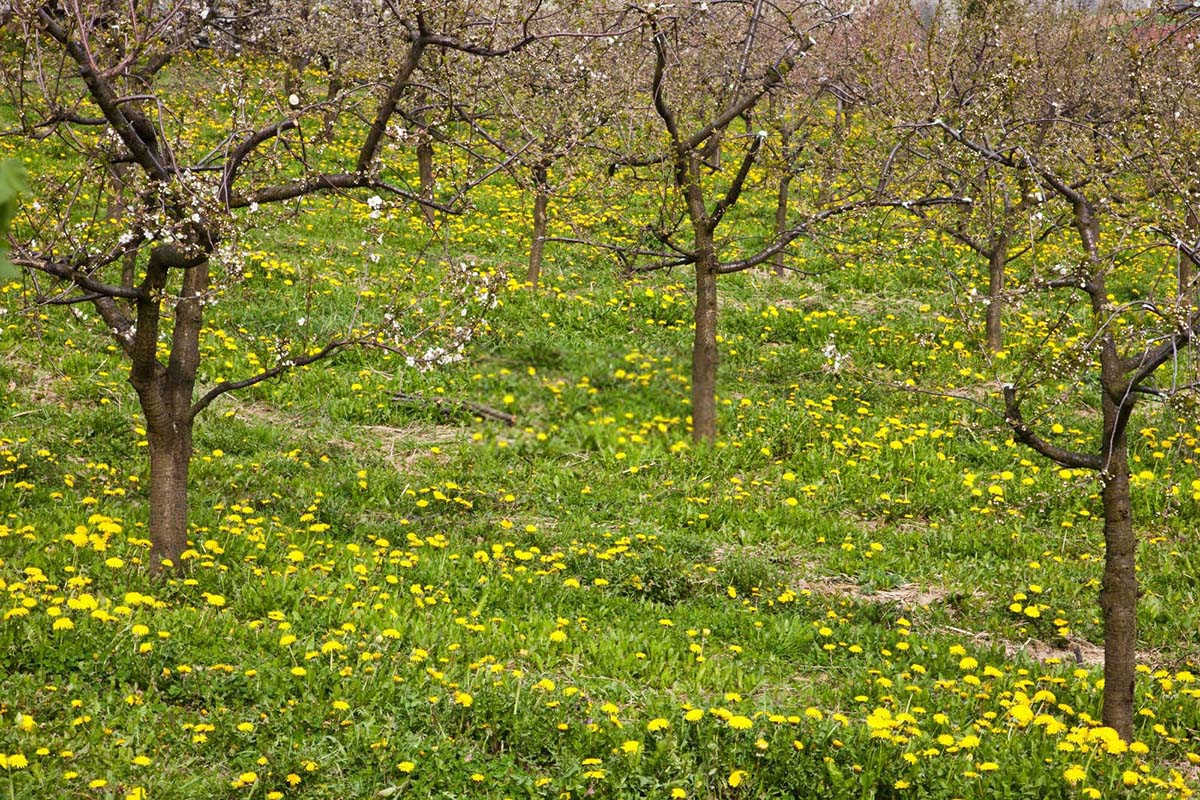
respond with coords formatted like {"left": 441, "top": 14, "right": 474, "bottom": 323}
{"left": 1002, "top": 636, "right": 1106, "bottom": 667}
{"left": 943, "top": 625, "right": 1174, "bottom": 668}
{"left": 225, "top": 397, "right": 304, "bottom": 429}
{"left": 6, "top": 356, "right": 64, "bottom": 406}
{"left": 355, "top": 423, "right": 460, "bottom": 469}
{"left": 222, "top": 397, "right": 462, "bottom": 469}
{"left": 710, "top": 544, "right": 963, "bottom": 608}
{"left": 793, "top": 577, "right": 958, "bottom": 608}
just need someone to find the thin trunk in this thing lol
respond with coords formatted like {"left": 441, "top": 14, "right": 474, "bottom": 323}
{"left": 985, "top": 236, "right": 1008, "bottom": 352}
{"left": 121, "top": 252, "right": 137, "bottom": 295}
{"left": 417, "top": 138, "right": 435, "bottom": 225}
{"left": 701, "top": 132, "right": 722, "bottom": 171}
{"left": 284, "top": 52, "right": 307, "bottom": 98}
{"left": 108, "top": 163, "right": 139, "bottom": 295}
{"left": 773, "top": 173, "right": 791, "bottom": 276}
{"left": 322, "top": 74, "right": 343, "bottom": 141}
{"left": 676, "top": 147, "right": 719, "bottom": 443}
{"left": 1183, "top": 254, "right": 1195, "bottom": 303}
{"left": 1080, "top": 188, "right": 1137, "bottom": 741}
{"left": 1181, "top": 205, "right": 1197, "bottom": 302}
{"left": 106, "top": 162, "right": 128, "bottom": 221}
{"left": 692, "top": 239, "right": 718, "bottom": 443}
{"left": 527, "top": 166, "right": 550, "bottom": 286}
{"left": 1099, "top": 383, "right": 1136, "bottom": 741}
{"left": 818, "top": 104, "right": 845, "bottom": 206}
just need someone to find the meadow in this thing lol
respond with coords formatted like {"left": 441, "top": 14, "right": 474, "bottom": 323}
{"left": 1, "top": 68, "right": 1200, "bottom": 800}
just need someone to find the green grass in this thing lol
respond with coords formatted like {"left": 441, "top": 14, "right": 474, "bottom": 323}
{"left": 1, "top": 78, "right": 1200, "bottom": 800}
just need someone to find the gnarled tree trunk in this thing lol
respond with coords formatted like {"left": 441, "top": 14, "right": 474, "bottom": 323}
{"left": 129, "top": 249, "right": 209, "bottom": 571}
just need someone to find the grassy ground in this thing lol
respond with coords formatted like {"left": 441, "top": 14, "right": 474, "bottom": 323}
{"left": 2, "top": 76, "right": 1200, "bottom": 799}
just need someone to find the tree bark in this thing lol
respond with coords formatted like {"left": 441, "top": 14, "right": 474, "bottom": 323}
{"left": 417, "top": 137, "right": 435, "bottom": 225}
{"left": 773, "top": 172, "right": 791, "bottom": 276}
{"left": 701, "top": 131, "right": 721, "bottom": 170}
{"left": 691, "top": 241, "right": 719, "bottom": 443}
{"left": 527, "top": 165, "right": 550, "bottom": 286}
{"left": 985, "top": 236, "right": 1008, "bottom": 352}
{"left": 321, "top": 73, "right": 343, "bottom": 142}
{"left": 1181, "top": 205, "right": 1197, "bottom": 302}
{"left": 1098, "top": 384, "right": 1137, "bottom": 741}
{"left": 147, "top": 420, "right": 192, "bottom": 569}
{"left": 675, "top": 145, "right": 719, "bottom": 444}
{"left": 129, "top": 251, "right": 209, "bottom": 571}
{"left": 1080, "top": 186, "right": 1137, "bottom": 740}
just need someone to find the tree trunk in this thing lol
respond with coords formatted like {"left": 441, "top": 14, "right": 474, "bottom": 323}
{"left": 701, "top": 131, "right": 722, "bottom": 171}
{"left": 1072, "top": 194, "right": 1138, "bottom": 740}
{"left": 284, "top": 55, "right": 304, "bottom": 98}
{"left": 527, "top": 166, "right": 550, "bottom": 287}
{"left": 773, "top": 173, "right": 791, "bottom": 276}
{"left": 692, "top": 245, "right": 719, "bottom": 443}
{"left": 677, "top": 148, "right": 719, "bottom": 443}
{"left": 1183, "top": 252, "right": 1195, "bottom": 303}
{"left": 129, "top": 251, "right": 209, "bottom": 572}
{"left": 1098, "top": 389, "right": 1137, "bottom": 741}
{"left": 1181, "top": 205, "right": 1197, "bottom": 302}
{"left": 147, "top": 419, "right": 192, "bottom": 569}
{"left": 417, "top": 138, "right": 435, "bottom": 225}
{"left": 322, "top": 73, "right": 343, "bottom": 142}
{"left": 985, "top": 238, "right": 1007, "bottom": 352}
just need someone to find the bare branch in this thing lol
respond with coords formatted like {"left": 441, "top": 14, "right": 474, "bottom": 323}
{"left": 1003, "top": 385, "right": 1102, "bottom": 470}
{"left": 190, "top": 339, "right": 352, "bottom": 421}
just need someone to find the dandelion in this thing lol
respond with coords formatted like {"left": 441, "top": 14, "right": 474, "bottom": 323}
{"left": 1063, "top": 765, "right": 1086, "bottom": 784}
{"left": 232, "top": 771, "right": 258, "bottom": 788}
{"left": 1009, "top": 704, "right": 1034, "bottom": 726}
{"left": 1, "top": 753, "right": 28, "bottom": 769}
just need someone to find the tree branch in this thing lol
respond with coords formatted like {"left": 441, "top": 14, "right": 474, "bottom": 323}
{"left": 190, "top": 339, "right": 352, "bottom": 421}
{"left": 37, "top": 8, "right": 168, "bottom": 180}
{"left": 14, "top": 255, "right": 146, "bottom": 299}
{"left": 219, "top": 118, "right": 299, "bottom": 205}
{"left": 709, "top": 133, "right": 763, "bottom": 229}
{"left": 1003, "top": 385, "right": 1102, "bottom": 470}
